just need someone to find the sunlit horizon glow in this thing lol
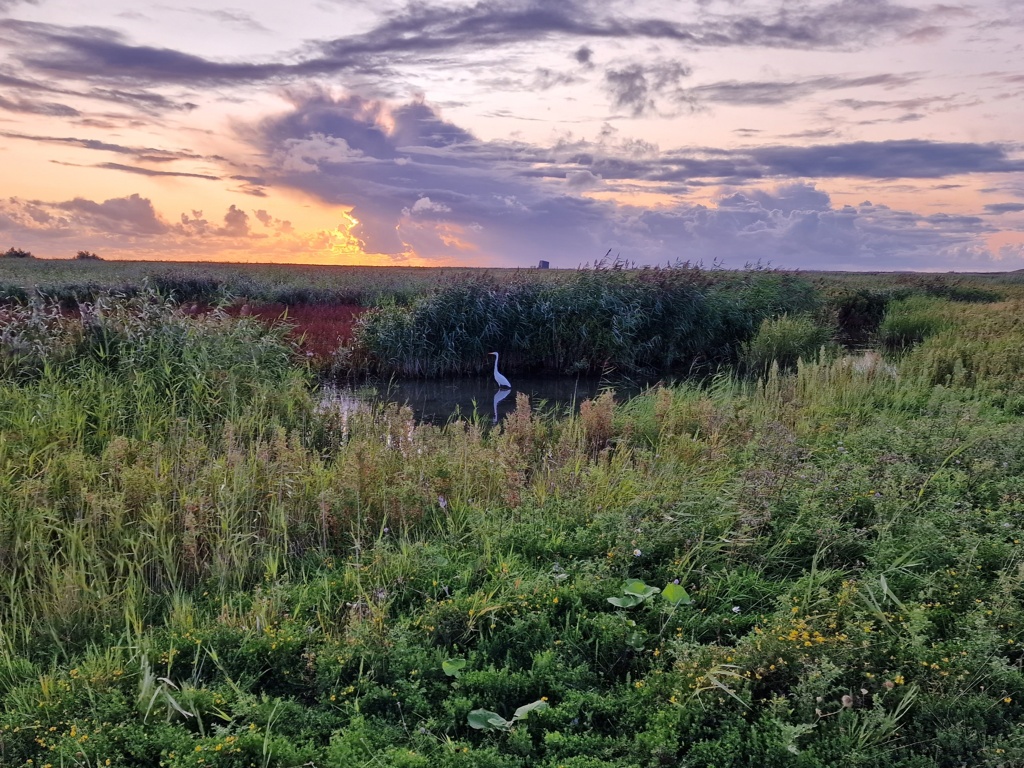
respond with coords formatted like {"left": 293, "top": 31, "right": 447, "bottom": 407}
{"left": 1, "top": 0, "right": 1023, "bottom": 271}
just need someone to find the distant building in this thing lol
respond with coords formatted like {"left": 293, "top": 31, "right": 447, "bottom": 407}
{"left": 537, "top": 260, "right": 550, "bottom": 269}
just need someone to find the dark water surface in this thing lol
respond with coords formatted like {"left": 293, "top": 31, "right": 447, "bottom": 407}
{"left": 320, "top": 374, "right": 660, "bottom": 425}
{"left": 319, "top": 349, "right": 892, "bottom": 425}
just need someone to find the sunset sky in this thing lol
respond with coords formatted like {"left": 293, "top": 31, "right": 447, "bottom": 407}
{"left": 1, "top": 0, "right": 1023, "bottom": 270}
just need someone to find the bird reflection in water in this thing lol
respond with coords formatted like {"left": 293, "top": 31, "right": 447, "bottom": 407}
{"left": 492, "top": 387, "right": 512, "bottom": 423}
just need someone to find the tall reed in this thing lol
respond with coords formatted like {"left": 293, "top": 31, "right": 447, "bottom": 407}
{"left": 352, "top": 266, "right": 820, "bottom": 376}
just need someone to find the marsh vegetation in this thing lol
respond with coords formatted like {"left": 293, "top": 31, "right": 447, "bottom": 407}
{"left": 1, "top": 262, "right": 1022, "bottom": 766}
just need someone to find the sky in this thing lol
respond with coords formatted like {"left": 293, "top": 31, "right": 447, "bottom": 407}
{"left": 1, "top": 0, "right": 1023, "bottom": 270}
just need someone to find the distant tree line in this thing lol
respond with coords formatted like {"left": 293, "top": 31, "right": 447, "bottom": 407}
{"left": 0, "top": 248, "right": 103, "bottom": 260}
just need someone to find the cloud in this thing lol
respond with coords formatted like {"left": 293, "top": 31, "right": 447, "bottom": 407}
{"left": 277, "top": 133, "right": 364, "bottom": 172}
{"left": 53, "top": 193, "right": 168, "bottom": 236}
{"left": 405, "top": 197, "right": 452, "bottom": 215}
{"left": 0, "top": 130, "right": 204, "bottom": 163}
{"left": 532, "top": 67, "right": 581, "bottom": 90}
{"left": 679, "top": 73, "right": 920, "bottom": 107}
{"left": 228, "top": 174, "right": 270, "bottom": 197}
{"left": 603, "top": 60, "right": 692, "bottom": 116}
{"left": 611, "top": 186, "right": 1002, "bottom": 271}
{"left": 746, "top": 140, "right": 1024, "bottom": 179}
{"left": 0, "top": 195, "right": 309, "bottom": 259}
{"left": 573, "top": 45, "right": 594, "bottom": 68}
{"left": 0, "top": 1, "right": 938, "bottom": 88}
{"left": 87, "top": 162, "right": 221, "bottom": 180}
{"left": 984, "top": 202, "right": 1024, "bottom": 214}
{"left": 566, "top": 169, "right": 602, "bottom": 190}
{"left": 239, "top": 91, "right": 1024, "bottom": 269}
{"left": 219, "top": 204, "right": 250, "bottom": 236}
{"left": 551, "top": 139, "right": 1024, "bottom": 189}
{"left": 189, "top": 8, "right": 269, "bottom": 32}
{"left": 3, "top": 20, "right": 289, "bottom": 84}
{"left": 314, "top": 0, "right": 934, "bottom": 60}
{"left": 0, "top": 94, "right": 80, "bottom": 116}
{"left": 0, "top": 67, "right": 196, "bottom": 114}
{"left": 253, "top": 209, "right": 293, "bottom": 232}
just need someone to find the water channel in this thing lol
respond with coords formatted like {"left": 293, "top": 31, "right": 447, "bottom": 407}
{"left": 318, "top": 350, "right": 893, "bottom": 425}
{"left": 319, "top": 374, "right": 661, "bottom": 425}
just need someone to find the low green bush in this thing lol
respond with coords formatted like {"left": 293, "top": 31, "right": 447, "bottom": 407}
{"left": 742, "top": 314, "right": 832, "bottom": 373}
{"left": 878, "top": 296, "right": 949, "bottom": 348}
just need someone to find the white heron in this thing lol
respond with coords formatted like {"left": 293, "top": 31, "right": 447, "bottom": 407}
{"left": 488, "top": 351, "right": 511, "bottom": 389}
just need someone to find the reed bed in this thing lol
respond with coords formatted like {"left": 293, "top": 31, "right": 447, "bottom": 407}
{"left": 352, "top": 266, "right": 820, "bottom": 376}
{"left": 0, "top": 259, "right": 566, "bottom": 309}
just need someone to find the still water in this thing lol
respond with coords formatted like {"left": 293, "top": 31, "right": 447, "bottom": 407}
{"left": 320, "top": 374, "right": 658, "bottom": 425}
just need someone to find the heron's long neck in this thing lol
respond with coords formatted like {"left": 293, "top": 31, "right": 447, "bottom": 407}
{"left": 493, "top": 354, "right": 500, "bottom": 375}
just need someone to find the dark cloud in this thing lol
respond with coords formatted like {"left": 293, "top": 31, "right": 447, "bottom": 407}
{"left": 229, "top": 174, "right": 269, "bottom": 196}
{"left": 240, "top": 91, "right": 1023, "bottom": 269}
{"left": 610, "top": 186, "right": 1002, "bottom": 271}
{"left": 747, "top": 140, "right": 1024, "bottom": 179}
{"left": 0, "top": 65, "right": 196, "bottom": 113}
{"left": 834, "top": 92, "right": 976, "bottom": 115}
{"left": 603, "top": 61, "right": 692, "bottom": 116}
{"left": 985, "top": 202, "right": 1024, "bottom": 214}
{"left": 0, "top": 1, "right": 935, "bottom": 87}
{"left": 1, "top": 130, "right": 208, "bottom": 164}
{"left": 89, "top": 162, "right": 221, "bottom": 180}
{"left": 252, "top": 91, "right": 488, "bottom": 253}
{"left": 0, "top": 69, "right": 65, "bottom": 92}
{"left": 781, "top": 128, "right": 838, "bottom": 140}
{"left": 519, "top": 138, "right": 1023, "bottom": 188}
{"left": 86, "top": 87, "right": 198, "bottom": 113}
{"left": 316, "top": 0, "right": 932, "bottom": 60}
{"left": 3, "top": 20, "right": 289, "bottom": 84}
{"left": 532, "top": 67, "right": 582, "bottom": 90}
{"left": 0, "top": 94, "right": 80, "bottom": 116}
{"left": 680, "top": 73, "right": 919, "bottom": 107}
{"left": 573, "top": 45, "right": 594, "bottom": 68}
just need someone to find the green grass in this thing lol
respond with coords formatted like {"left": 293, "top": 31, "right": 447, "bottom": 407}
{"left": 1, "top": 278, "right": 1024, "bottom": 766}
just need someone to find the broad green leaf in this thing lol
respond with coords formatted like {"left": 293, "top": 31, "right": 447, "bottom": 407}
{"left": 607, "top": 594, "right": 644, "bottom": 608}
{"left": 662, "top": 582, "right": 693, "bottom": 605}
{"left": 622, "top": 578, "right": 660, "bottom": 599}
{"left": 468, "top": 709, "right": 510, "bottom": 731}
{"left": 442, "top": 658, "right": 466, "bottom": 678}
{"left": 512, "top": 699, "right": 550, "bottom": 721}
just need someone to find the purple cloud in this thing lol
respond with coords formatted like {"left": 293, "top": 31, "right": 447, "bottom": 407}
{"left": 53, "top": 193, "right": 168, "bottom": 236}
{"left": 984, "top": 202, "right": 1024, "bottom": 214}
{"left": 1, "top": 1, "right": 938, "bottom": 89}
{"left": 241, "top": 91, "right": 1023, "bottom": 270}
